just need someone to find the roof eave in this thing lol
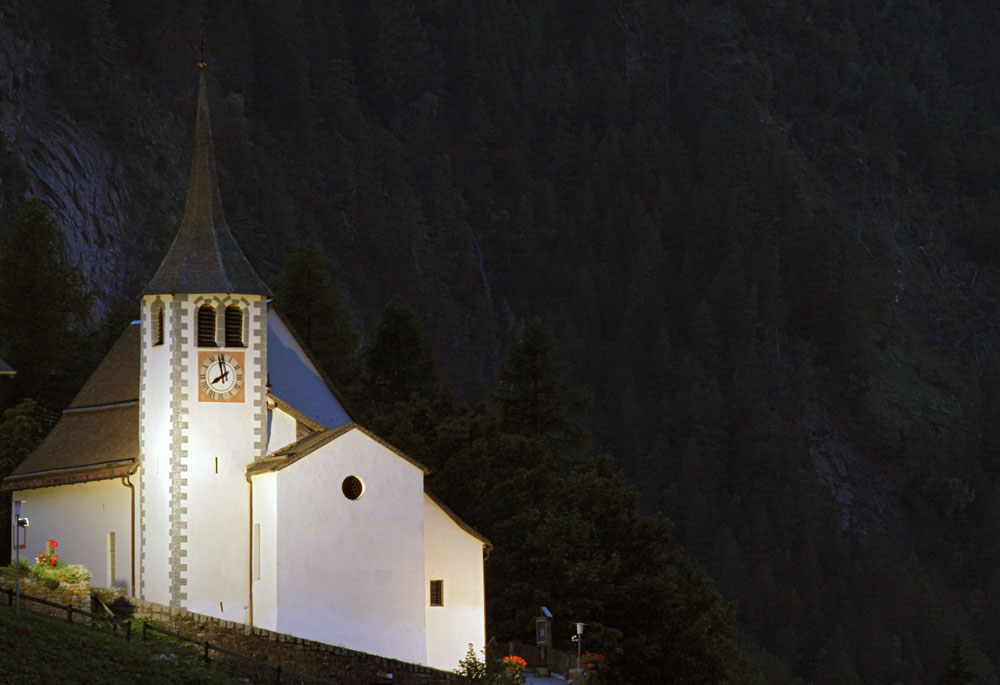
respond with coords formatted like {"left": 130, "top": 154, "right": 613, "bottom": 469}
{"left": 2, "top": 458, "right": 138, "bottom": 492}
{"left": 245, "top": 423, "right": 431, "bottom": 477}
{"left": 425, "top": 489, "right": 493, "bottom": 550}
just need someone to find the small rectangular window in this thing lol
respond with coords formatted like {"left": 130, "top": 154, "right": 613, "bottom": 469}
{"left": 430, "top": 579, "right": 444, "bottom": 607}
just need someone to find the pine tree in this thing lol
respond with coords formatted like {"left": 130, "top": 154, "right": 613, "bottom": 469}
{"left": 362, "top": 296, "right": 438, "bottom": 414}
{"left": 0, "top": 399, "right": 41, "bottom": 564}
{"left": 493, "top": 319, "right": 591, "bottom": 457}
{"left": 0, "top": 199, "right": 91, "bottom": 408}
{"left": 939, "top": 637, "right": 975, "bottom": 685}
{"left": 271, "top": 240, "right": 360, "bottom": 395}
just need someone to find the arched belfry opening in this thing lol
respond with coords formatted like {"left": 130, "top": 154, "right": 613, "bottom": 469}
{"left": 198, "top": 304, "right": 216, "bottom": 347}
{"left": 225, "top": 305, "right": 244, "bottom": 347}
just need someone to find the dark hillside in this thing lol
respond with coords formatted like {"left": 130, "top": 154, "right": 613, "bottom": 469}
{"left": 2, "top": 0, "right": 1000, "bottom": 680}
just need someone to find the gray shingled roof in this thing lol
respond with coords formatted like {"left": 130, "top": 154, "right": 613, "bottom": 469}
{"left": 0, "top": 357, "right": 13, "bottom": 375}
{"left": 69, "top": 324, "right": 140, "bottom": 408}
{"left": 2, "top": 325, "right": 140, "bottom": 489}
{"left": 141, "top": 70, "right": 270, "bottom": 297}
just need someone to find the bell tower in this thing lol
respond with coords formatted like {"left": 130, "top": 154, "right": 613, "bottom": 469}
{"left": 138, "top": 67, "right": 271, "bottom": 619}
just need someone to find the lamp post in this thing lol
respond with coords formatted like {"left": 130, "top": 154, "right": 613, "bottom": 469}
{"left": 13, "top": 500, "right": 27, "bottom": 615}
{"left": 575, "top": 622, "right": 585, "bottom": 670}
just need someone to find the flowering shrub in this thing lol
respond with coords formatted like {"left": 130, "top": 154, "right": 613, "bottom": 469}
{"left": 36, "top": 539, "right": 59, "bottom": 567}
{"left": 503, "top": 655, "right": 527, "bottom": 671}
{"left": 21, "top": 539, "right": 91, "bottom": 588}
{"left": 502, "top": 655, "right": 527, "bottom": 684}
{"left": 580, "top": 652, "right": 607, "bottom": 672}
{"left": 454, "top": 646, "right": 526, "bottom": 684}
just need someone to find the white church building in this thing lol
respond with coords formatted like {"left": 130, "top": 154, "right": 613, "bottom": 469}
{"left": 2, "top": 69, "right": 489, "bottom": 671}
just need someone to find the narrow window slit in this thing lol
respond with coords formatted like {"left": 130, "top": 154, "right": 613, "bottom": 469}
{"left": 153, "top": 306, "right": 164, "bottom": 346}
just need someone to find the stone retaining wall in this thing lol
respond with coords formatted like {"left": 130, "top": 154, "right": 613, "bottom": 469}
{"left": 122, "top": 597, "right": 457, "bottom": 684}
{"left": 0, "top": 573, "right": 90, "bottom": 619}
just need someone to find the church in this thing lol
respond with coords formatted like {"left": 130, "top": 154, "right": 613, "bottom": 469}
{"left": 2, "top": 69, "right": 488, "bottom": 672}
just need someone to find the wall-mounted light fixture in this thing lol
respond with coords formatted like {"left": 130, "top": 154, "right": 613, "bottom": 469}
{"left": 13, "top": 500, "right": 28, "bottom": 614}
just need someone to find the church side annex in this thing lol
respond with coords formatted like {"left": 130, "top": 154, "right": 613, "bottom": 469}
{"left": 2, "top": 67, "right": 488, "bottom": 672}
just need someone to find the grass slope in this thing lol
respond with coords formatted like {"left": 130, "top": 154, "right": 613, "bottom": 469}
{"left": 0, "top": 603, "right": 234, "bottom": 683}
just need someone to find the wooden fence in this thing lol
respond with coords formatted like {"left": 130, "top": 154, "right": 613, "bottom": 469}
{"left": 3, "top": 587, "right": 334, "bottom": 684}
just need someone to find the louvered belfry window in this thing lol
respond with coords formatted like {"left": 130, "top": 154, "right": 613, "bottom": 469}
{"left": 225, "top": 306, "right": 244, "bottom": 347}
{"left": 153, "top": 305, "right": 164, "bottom": 346}
{"left": 198, "top": 305, "right": 217, "bottom": 347}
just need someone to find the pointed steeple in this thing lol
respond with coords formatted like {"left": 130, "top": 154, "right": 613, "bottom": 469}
{"left": 142, "top": 69, "right": 271, "bottom": 296}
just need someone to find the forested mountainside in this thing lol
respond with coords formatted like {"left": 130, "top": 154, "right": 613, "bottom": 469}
{"left": 2, "top": 0, "right": 1000, "bottom": 681}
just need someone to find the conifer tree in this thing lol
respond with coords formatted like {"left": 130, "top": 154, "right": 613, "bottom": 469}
{"left": 0, "top": 199, "right": 91, "bottom": 408}
{"left": 0, "top": 399, "right": 41, "bottom": 564}
{"left": 362, "top": 296, "right": 438, "bottom": 414}
{"left": 939, "top": 637, "right": 975, "bottom": 685}
{"left": 493, "top": 319, "right": 591, "bottom": 457}
{"left": 271, "top": 239, "right": 360, "bottom": 395}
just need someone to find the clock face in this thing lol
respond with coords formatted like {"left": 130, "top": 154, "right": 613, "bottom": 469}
{"left": 198, "top": 351, "right": 245, "bottom": 402}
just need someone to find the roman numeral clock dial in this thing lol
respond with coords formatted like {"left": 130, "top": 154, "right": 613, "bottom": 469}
{"left": 198, "top": 351, "right": 245, "bottom": 402}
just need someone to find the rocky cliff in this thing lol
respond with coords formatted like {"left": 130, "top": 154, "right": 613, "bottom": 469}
{"left": 0, "top": 16, "right": 185, "bottom": 322}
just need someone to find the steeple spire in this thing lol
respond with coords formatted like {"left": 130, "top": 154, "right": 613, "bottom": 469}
{"left": 142, "top": 69, "right": 271, "bottom": 297}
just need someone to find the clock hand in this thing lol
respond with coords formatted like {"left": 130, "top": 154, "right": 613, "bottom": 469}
{"left": 211, "top": 359, "right": 231, "bottom": 384}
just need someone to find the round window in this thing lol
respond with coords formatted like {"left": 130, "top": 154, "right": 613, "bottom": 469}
{"left": 342, "top": 475, "right": 364, "bottom": 500}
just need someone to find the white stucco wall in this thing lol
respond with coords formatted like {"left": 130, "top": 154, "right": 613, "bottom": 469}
{"left": 270, "top": 428, "right": 428, "bottom": 665}
{"left": 267, "top": 310, "right": 351, "bottom": 429}
{"left": 180, "top": 296, "right": 262, "bottom": 623}
{"left": 11, "top": 478, "right": 133, "bottom": 591}
{"left": 250, "top": 471, "right": 278, "bottom": 629}
{"left": 266, "top": 405, "right": 298, "bottom": 454}
{"left": 141, "top": 295, "right": 173, "bottom": 606}
{"left": 182, "top": 396, "right": 252, "bottom": 621}
{"left": 423, "top": 495, "right": 487, "bottom": 671}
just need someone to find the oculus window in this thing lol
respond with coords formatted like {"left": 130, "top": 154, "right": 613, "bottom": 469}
{"left": 342, "top": 475, "right": 364, "bottom": 500}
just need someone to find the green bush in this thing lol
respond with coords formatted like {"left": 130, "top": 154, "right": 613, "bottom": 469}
{"left": 454, "top": 645, "right": 526, "bottom": 685}
{"left": 30, "top": 562, "right": 92, "bottom": 586}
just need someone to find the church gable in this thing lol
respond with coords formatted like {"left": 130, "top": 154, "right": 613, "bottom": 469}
{"left": 249, "top": 423, "right": 430, "bottom": 477}
{"left": 249, "top": 425, "right": 429, "bottom": 664}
